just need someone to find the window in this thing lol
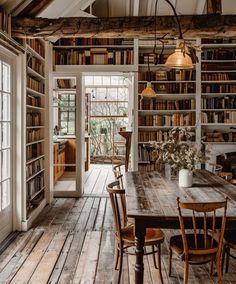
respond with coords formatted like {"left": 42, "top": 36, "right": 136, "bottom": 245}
{"left": 58, "top": 93, "right": 76, "bottom": 135}
{"left": 0, "top": 61, "right": 11, "bottom": 211}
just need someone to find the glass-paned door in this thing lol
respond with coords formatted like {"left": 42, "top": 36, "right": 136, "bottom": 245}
{"left": 53, "top": 77, "right": 78, "bottom": 196}
{"left": 0, "top": 59, "right": 12, "bottom": 243}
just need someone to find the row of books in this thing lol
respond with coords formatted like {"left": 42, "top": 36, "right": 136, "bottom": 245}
{"left": 53, "top": 49, "right": 134, "bottom": 65}
{"left": 56, "top": 79, "right": 76, "bottom": 89}
{"left": 26, "top": 143, "right": 43, "bottom": 161}
{"left": 138, "top": 83, "right": 195, "bottom": 94}
{"left": 201, "top": 73, "right": 236, "bottom": 81}
{"left": 27, "top": 39, "right": 45, "bottom": 58}
{"left": 202, "top": 63, "right": 236, "bottom": 71}
{"left": 26, "top": 112, "right": 41, "bottom": 126}
{"left": 138, "top": 130, "right": 195, "bottom": 142}
{"left": 27, "top": 174, "right": 44, "bottom": 201}
{"left": 202, "top": 39, "right": 236, "bottom": 44}
{"left": 138, "top": 70, "right": 195, "bottom": 82}
{"left": 204, "top": 131, "right": 236, "bottom": 142}
{"left": 202, "top": 84, "right": 236, "bottom": 93}
{"left": 26, "top": 158, "right": 44, "bottom": 179}
{"left": 201, "top": 97, "right": 236, "bottom": 109}
{"left": 54, "top": 38, "right": 133, "bottom": 46}
{"left": 27, "top": 56, "right": 45, "bottom": 77}
{"left": 138, "top": 145, "right": 158, "bottom": 163}
{"left": 27, "top": 95, "right": 42, "bottom": 107}
{"left": 201, "top": 111, "right": 236, "bottom": 123}
{"left": 139, "top": 113, "right": 195, "bottom": 127}
{"left": 27, "top": 76, "right": 45, "bottom": 94}
{"left": 138, "top": 163, "right": 162, "bottom": 172}
{"left": 27, "top": 129, "right": 43, "bottom": 143}
{"left": 201, "top": 49, "right": 236, "bottom": 60}
{"left": 139, "top": 53, "right": 169, "bottom": 65}
{"left": 139, "top": 99, "right": 196, "bottom": 110}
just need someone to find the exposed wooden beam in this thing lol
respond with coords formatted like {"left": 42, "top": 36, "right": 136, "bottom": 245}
{"left": 11, "top": 15, "right": 236, "bottom": 39}
{"left": 17, "top": 0, "right": 54, "bottom": 17}
{"left": 207, "top": 0, "right": 222, "bottom": 15}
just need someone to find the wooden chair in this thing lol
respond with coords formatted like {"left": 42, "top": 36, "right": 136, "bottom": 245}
{"left": 107, "top": 181, "right": 165, "bottom": 284}
{"left": 219, "top": 172, "right": 233, "bottom": 181}
{"left": 169, "top": 197, "right": 228, "bottom": 284}
{"left": 112, "top": 163, "right": 125, "bottom": 189}
{"left": 222, "top": 229, "right": 236, "bottom": 273}
{"left": 208, "top": 163, "right": 223, "bottom": 175}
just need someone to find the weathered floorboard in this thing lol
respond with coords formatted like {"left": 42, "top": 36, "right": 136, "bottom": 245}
{"left": 0, "top": 166, "right": 235, "bottom": 283}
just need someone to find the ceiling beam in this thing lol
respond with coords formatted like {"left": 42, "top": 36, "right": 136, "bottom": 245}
{"left": 207, "top": 0, "right": 222, "bottom": 15}
{"left": 11, "top": 15, "right": 236, "bottom": 39}
{"left": 195, "top": 0, "right": 206, "bottom": 15}
{"left": 11, "top": 0, "right": 54, "bottom": 17}
{"left": 133, "top": 0, "right": 139, "bottom": 16}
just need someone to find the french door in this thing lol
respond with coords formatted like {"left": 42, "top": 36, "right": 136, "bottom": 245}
{"left": 0, "top": 57, "right": 13, "bottom": 242}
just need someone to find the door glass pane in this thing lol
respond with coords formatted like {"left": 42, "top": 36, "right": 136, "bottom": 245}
{"left": 2, "top": 179, "right": 10, "bottom": 209}
{"left": 2, "top": 93, "right": 10, "bottom": 121}
{"left": 2, "top": 63, "right": 10, "bottom": 93}
{"left": 2, "top": 123, "right": 10, "bottom": 148}
{"left": 2, "top": 149, "right": 10, "bottom": 180}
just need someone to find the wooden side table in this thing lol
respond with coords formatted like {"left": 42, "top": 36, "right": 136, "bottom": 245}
{"left": 118, "top": 131, "right": 132, "bottom": 171}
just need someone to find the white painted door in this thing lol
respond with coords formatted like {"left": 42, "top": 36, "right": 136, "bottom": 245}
{"left": 0, "top": 58, "right": 13, "bottom": 243}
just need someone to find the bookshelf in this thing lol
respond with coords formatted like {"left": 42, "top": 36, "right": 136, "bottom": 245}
{"left": 52, "top": 37, "right": 236, "bottom": 172}
{"left": 53, "top": 38, "right": 134, "bottom": 66}
{"left": 24, "top": 38, "right": 46, "bottom": 227}
{"left": 137, "top": 40, "right": 197, "bottom": 170}
{"left": 201, "top": 39, "right": 236, "bottom": 143}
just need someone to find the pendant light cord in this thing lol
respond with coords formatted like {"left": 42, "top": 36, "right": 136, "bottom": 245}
{"left": 164, "top": 0, "right": 183, "bottom": 39}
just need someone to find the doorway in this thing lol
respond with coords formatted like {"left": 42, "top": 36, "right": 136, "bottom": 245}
{"left": 83, "top": 73, "right": 133, "bottom": 195}
{"left": 51, "top": 73, "right": 134, "bottom": 197}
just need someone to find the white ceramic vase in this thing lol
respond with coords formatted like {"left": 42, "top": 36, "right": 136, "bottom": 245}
{"left": 178, "top": 169, "right": 193, "bottom": 187}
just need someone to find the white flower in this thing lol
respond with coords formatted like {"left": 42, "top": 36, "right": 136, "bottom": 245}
{"left": 148, "top": 127, "right": 209, "bottom": 171}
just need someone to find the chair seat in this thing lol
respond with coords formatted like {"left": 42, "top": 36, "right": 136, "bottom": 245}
{"left": 170, "top": 234, "right": 218, "bottom": 262}
{"left": 121, "top": 225, "right": 164, "bottom": 246}
{"left": 224, "top": 229, "right": 236, "bottom": 249}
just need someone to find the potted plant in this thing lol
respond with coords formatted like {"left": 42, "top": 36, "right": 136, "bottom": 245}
{"left": 148, "top": 127, "right": 209, "bottom": 187}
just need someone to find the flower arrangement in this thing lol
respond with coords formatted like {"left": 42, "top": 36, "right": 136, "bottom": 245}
{"left": 149, "top": 127, "right": 209, "bottom": 172}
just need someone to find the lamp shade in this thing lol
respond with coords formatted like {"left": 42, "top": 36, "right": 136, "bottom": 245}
{"left": 141, "top": 82, "right": 156, "bottom": 97}
{"left": 165, "top": 48, "right": 193, "bottom": 69}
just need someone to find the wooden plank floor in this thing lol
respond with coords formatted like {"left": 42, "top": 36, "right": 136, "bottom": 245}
{"left": 0, "top": 165, "right": 236, "bottom": 283}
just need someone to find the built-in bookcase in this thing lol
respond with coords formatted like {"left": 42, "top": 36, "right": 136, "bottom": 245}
{"left": 137, "top": 39, "right": 197, "bottom": 170}
{"left": 52, "top": 37, "right": 236, "bottom": 172}
{"left": 24, "top": 38, "right": 47, "bottom": 227}
{"left": 201, "top": 39, "right": 236, "bottom": 144}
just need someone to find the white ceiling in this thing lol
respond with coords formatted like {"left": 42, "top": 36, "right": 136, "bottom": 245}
{"left": 38, "top": 0, "right": 236, "bottom": 18}
{"left": 1, "top": 0, "right": 236, "bottom": 17}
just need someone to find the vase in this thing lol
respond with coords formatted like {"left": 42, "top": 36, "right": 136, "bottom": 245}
{"left": 165, "top": 164, "right": 177, "bottom": 180}
{"left": 178, "top": 169, "right": 193, "bottom": 187}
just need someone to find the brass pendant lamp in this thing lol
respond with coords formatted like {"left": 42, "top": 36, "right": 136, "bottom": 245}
{"left": 141, "top": 0, "right": 194, "bottom": 98}
{"left": 164, "top": 0, "right": 193, "bottom": 69}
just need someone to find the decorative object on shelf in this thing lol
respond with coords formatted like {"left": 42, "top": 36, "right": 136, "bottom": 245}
{"left": 148, "top": 127, "right": 209, "bottom": 184}
{"left": 178, "top": 168, "right": 193, "bottom": 187}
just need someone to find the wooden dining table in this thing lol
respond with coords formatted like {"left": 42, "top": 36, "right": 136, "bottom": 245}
{"left": 124, "top": 169, "right": 236, "bottom": 284}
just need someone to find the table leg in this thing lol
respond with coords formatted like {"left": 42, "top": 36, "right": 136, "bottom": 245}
{"left": 134, "top": 225, "right": 145, "bottom": 284}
